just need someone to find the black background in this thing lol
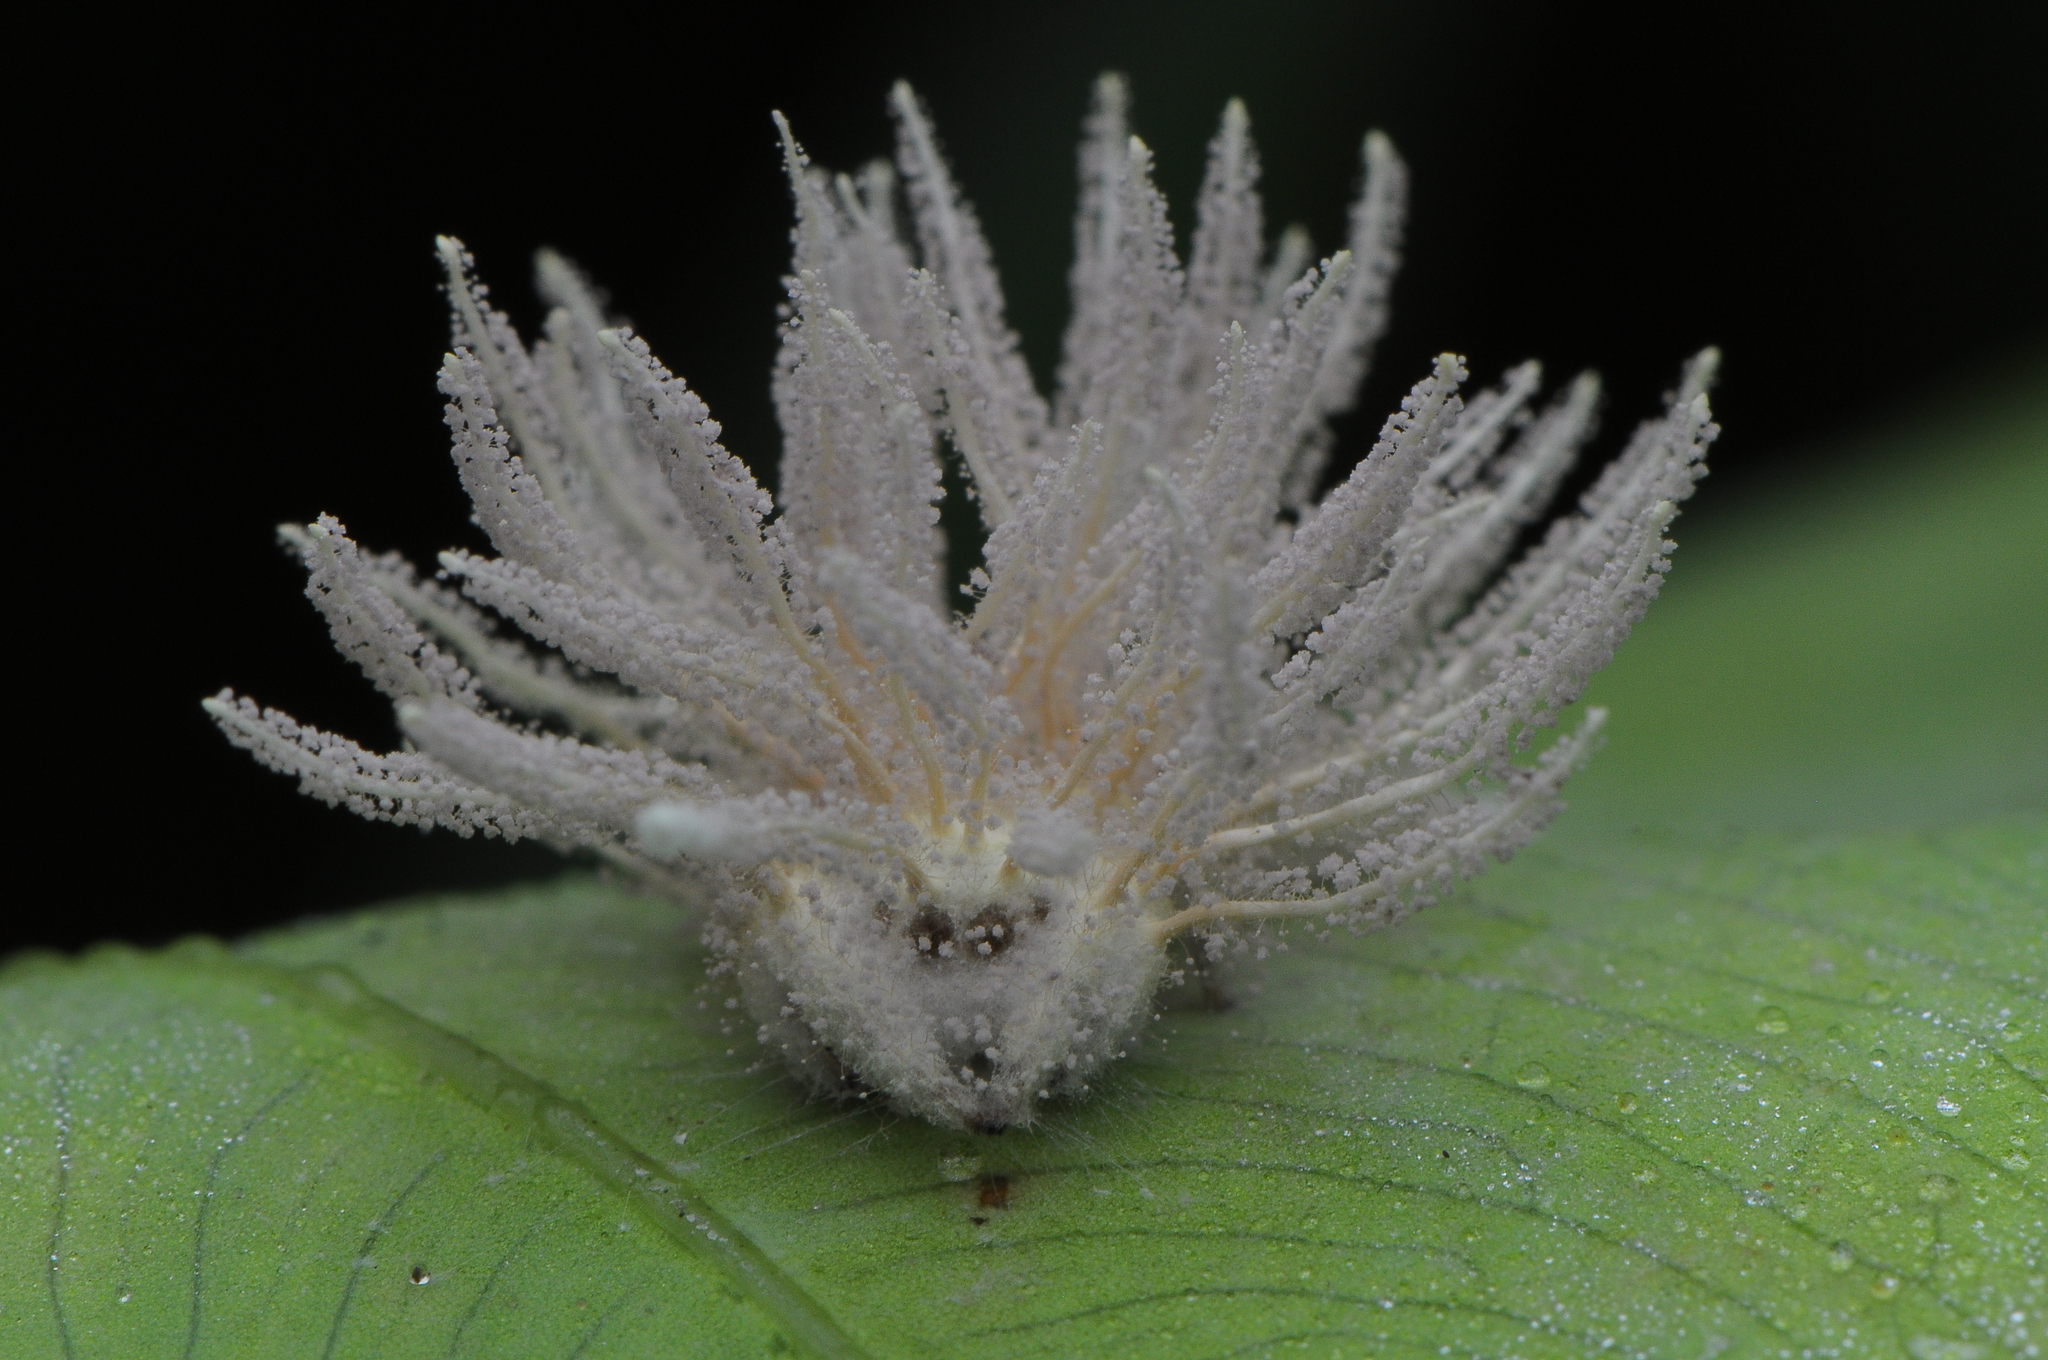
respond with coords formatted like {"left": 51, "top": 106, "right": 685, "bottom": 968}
{"left": 15, "top": 2, "right": 2044, "bottom": 952}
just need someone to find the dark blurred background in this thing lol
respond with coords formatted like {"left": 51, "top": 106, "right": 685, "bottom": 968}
{"left": 14, "top": 2, "right": 2044, "bottom": 950}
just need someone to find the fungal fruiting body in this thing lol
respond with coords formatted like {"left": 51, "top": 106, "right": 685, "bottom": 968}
{"left": 207, "top": 78, "right": 1717, "bottom": 1131}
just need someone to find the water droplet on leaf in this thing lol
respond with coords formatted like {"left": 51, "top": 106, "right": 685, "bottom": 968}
{"left": 1755, "top": 1006, "right": 1790, "bottom": 1034}
{"left": 1515, "top": 1062, "right": 1551, "bottom": 1090}
{"left": 1903, "top": 1336, "right": 1988, "bottom": 1360}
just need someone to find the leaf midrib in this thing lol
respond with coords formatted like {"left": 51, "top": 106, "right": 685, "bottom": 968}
{"left": 177, "top": 948, "right": 874, "bottom": 1360}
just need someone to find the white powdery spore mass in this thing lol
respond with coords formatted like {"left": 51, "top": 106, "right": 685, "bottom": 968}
{"left": 208, "top": 77, "right": 1718, "bottom": 1131}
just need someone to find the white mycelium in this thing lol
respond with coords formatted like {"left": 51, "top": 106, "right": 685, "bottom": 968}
{"left": 208, "top": 77, "right": 1718, "bottom": 1131}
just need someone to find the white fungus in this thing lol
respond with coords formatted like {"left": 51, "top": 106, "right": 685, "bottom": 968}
{"left": 207, "top": 76, "right": 1715, "bottom": 1131}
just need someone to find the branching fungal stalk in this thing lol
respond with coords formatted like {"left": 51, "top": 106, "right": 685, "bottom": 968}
{"left": 208, "top": 77, "right": 1718, "bottom": 1131}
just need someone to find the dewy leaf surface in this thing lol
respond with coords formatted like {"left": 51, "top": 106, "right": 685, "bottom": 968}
{"left": 5, "top": 369, "right": 2043, "bottom": 1357}
{"left": 0, "top": 941, "right": 793, "bottom": 1358}
{"left": 241, "top": 825, "right": 2042, "bottom": 1360}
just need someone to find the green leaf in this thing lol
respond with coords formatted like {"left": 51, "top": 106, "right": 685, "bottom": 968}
{"left": 0, "top": 939, "right": 836, "bottom": 1358}
{"left": 7, "top": 371, "right": 2043, "bottom": 1357}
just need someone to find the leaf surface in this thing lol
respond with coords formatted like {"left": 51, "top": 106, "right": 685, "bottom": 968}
{"left": 5, "top": 373, "right": 2043, "bottom": 1357}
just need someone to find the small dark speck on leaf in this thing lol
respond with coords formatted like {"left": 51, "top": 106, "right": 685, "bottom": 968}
{"left": 969, "top": 1215, "right": 988, "bottom": 1225}
{"left": 410, "top": 1266, "right": 430, "bottom": 1284}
